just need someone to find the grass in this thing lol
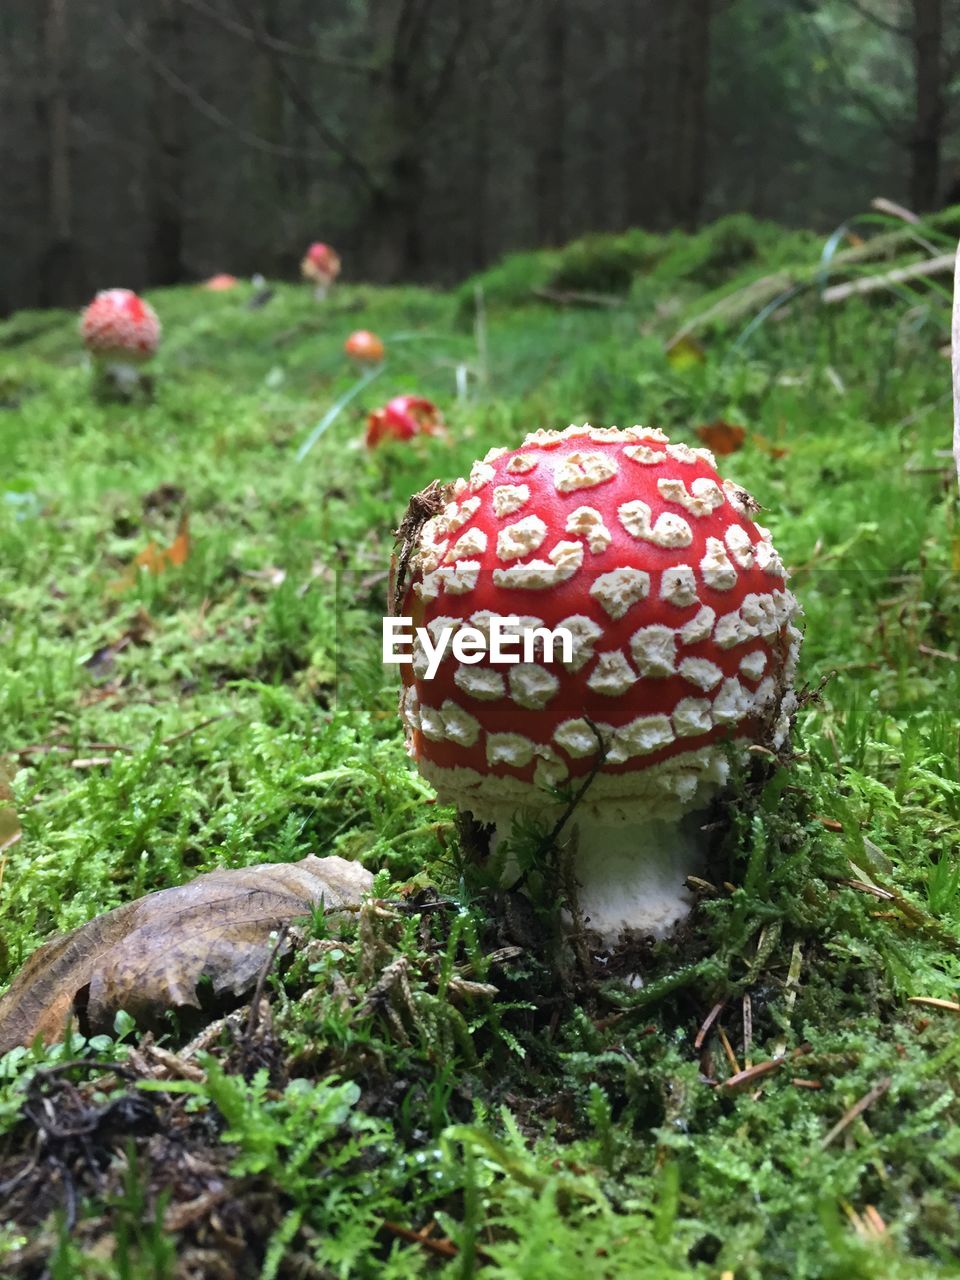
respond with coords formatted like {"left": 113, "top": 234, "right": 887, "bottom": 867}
{"left": 1, "top": 215, "right": 960, "bottom": 1278}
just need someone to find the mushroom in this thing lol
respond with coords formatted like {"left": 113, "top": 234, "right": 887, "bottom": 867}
{"left": 79, "top": 289, "right": 161, "bottom": 400}
{"left": 202, "top": 273, "right": 238, "bottom": 291}
{"left": 345, "top": 330, "right": 385, "bottom": 365}
{"left": 300, "top": 242, "right": 341, "bottom": 300}
{"left": 366, "top": 395, "right": 444, "bottom": 449}
{"left": 395, "top": 424, "right": 802, "bottom": 946}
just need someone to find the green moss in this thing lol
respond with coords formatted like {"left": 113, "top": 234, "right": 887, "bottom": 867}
{"left": 2, "top": 216, "right": 960, "bottom": 1276}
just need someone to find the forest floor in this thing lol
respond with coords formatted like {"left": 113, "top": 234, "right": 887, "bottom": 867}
{"left": 1, "top": 216, "right": 960, "bottom": 1279}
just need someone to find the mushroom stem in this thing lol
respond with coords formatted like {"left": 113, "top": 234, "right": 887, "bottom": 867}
{"left": 500, "top": 812, "right": 707, "bottom": 947}
{"left": 313, "top": 282, "right": 329, "bottom": 302}
{"left": 94, "top": 359, "right": 143, "bottom": 399}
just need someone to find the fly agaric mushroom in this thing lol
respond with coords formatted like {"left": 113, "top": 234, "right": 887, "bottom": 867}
{"left": 80, "top": 289, "right": 161, "bottom": 399}
{"left": 301, "top": 242, "right": 341, "bottom": 300}
{"left": 202, "top": 273, "right": 238, "bottom": 291}
{"left": 396, "top": 424, "right": 802, "bottom": 945}
{"left": 345, "top": 329, "right": 385, "bottom": 365}
{"left": 366, "top": 394, "right": 444, "bottom": 449}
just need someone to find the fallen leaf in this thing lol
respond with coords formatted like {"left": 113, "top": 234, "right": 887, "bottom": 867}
{"left": 696, "top": 421, "right": 746, "bottom": 455}
{"left": 0, "top": 854, "right": 372, "bottom": 1053}
{"left": 111, "top": 513, "right": 190, "bottom": 592}
{"left": 665, "top": 334, "right": 706, "bottom": 370}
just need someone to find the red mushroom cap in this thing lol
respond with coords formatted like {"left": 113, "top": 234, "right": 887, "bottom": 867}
{"left": 301, "top": 242, "right": 341, "bottom": 285}
{"left": 366, "top": 395, "right": 444, "bottom": 449}
{"left": 80, "top": 289, "right": 161, "bottom": 362}
{"left": 345, "top": 330, "right": 385, "bottom": 363}
{"left": 399, "top": 424, "right": 802, "bottom": 825}
{"left": 203, "top": 273, "right": 238, "bottom": 291}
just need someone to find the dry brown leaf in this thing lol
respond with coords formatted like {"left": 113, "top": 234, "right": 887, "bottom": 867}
{"left": 111, "top": 513, "right": 190, "bottom": 592}
{"left": 695, "top": 420, "right": 746, "bottom": 455}
{"left": 0, "top": 855, "right": 372, "bottom": 1053}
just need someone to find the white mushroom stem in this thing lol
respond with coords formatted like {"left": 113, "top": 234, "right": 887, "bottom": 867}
{"left": 98, "top": 359, "right": 143, "bottom": 395}
{"left": 496, "top": 811, "right": 708, "bottom": 948}
{"left": 313, "top": 282, "right": 329, "bottom": 302}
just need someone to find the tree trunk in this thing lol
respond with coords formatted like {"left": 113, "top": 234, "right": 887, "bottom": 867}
{"left": 254, "top": 1, "right": 288, "bottom": 274}
{"left": 39, "top": 0, "right": 83, "bottom": 306}
{"left": 672, "top": 0, "right": 711, "bottom": 229}
{"left": 910, "top": 0, "right": 943, "bottom": 211}
{"left": 470, "top": 89, "right": 490, "bottom": 270}
{"left": 147, "top": 0, "right": 186, "bottom": 285}
{"left": 363, "top": 148, "right": 425, "bottom": 281}
{"left": 622, "top": 0, "right": 663, "bottom": 228}
{"left": 535, "top": 0, "right": 566, "bottom": 245}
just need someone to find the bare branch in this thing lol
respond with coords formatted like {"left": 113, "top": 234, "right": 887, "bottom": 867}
{"left": 420, "top": 3, "right": 477, "bottom": 123}
{"left": 111, "top": 15, "right": 332, "bottom": 161}
{"left": 803, "top": 9, "right": 906, "bottom": 142}
{"left": 231, "top": 0, "right": 378, "bottom": 194}
{"left": 838, "top": 0, "right": 911, "bottom": 37}
{"left": 178, "top": 0, "right": 377, "bottom": 75}
{"left": 819, "top": 251, "right": 953, "bottom": 301}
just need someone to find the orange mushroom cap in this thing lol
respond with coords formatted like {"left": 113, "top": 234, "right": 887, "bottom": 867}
{"left": 203, "top": 273, "right": 238, "bottom": 291}
{"left": 345, "top": 330, "right": 385, "bottom": 363}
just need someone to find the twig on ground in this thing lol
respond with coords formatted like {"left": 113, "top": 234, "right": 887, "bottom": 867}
{"left": 380, "top": 1220, "right": 492, "bottom": 1263}
{"left": 820, "top": 1077, "right": 892, "bottom": 1149}
{"left": 162, "top": 715, "right": 228, "bottom": 746}
{"left": 918, "top": 644, "right": 958, "bottom": 663}
{"left": 719, "top": 1043, "right": 812, "bottom": 1093}
{"left": 820, "top": 253, "right": 954, "bottom": 303}
{"left": 531, "top": 286, "right": 624, "bottom": 308}
{"left": 694, "top": 1000, "right": 725, "bottom": 1050}
{"left": 245, "top": 925, "right": 289, "bottom": 1042}
{"left": 908, "top": 996, "right": 960, "bottom": 1013}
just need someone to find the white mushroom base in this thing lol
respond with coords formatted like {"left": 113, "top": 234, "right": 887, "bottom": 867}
{"left": 95, "top": 359, "right": 147, "bottom": 397}
{"left": 415, "top": 742, "right": 739, "bottom": 947}
{"left": 496, "top": 811, "right": 708, "bottom": 948}
{"left": 567, "top": 813, "right": 707, "bottom": 945}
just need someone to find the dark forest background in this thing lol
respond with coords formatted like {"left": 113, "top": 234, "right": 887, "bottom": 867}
{"left": 3, "top": 0, "right": 960, "bottom": 316}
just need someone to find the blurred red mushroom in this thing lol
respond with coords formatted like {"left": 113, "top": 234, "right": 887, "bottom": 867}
{"left": 366, "top": 394, "right": 444, "bottom": 449}
{"left": 80, "top": 289, "right": 161, "bottom": 400}
{"left": 301, "top": 242, "right": 341, "bottom": 300}
{"left": 203, "top": 273, "right": 238, "bottom": 291}
{"left": 345, "top": 330, "right": 385, "bottom": 364}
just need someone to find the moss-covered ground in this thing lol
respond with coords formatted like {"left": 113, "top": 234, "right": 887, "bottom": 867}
{"left": 1, "top": 215, "right": 960, "bottom": 1278}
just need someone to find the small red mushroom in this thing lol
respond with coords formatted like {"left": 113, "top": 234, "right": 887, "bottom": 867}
{"left": 79, "top": 289, "right": 161, "bottom": 399}
{"left": 202, "top": 273, "right": 238, "bottom": 291}
{"left": 396, "top": 424, "right": 802, "bottom": 945}
{"left": 366, "top": 395, "right": 444, "bottom": 449}
{"left": 300, "top": 242, "right": 341, "bottom": 300}
{"left": 345, "top": 330, "right": 385, "bottom": 364}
